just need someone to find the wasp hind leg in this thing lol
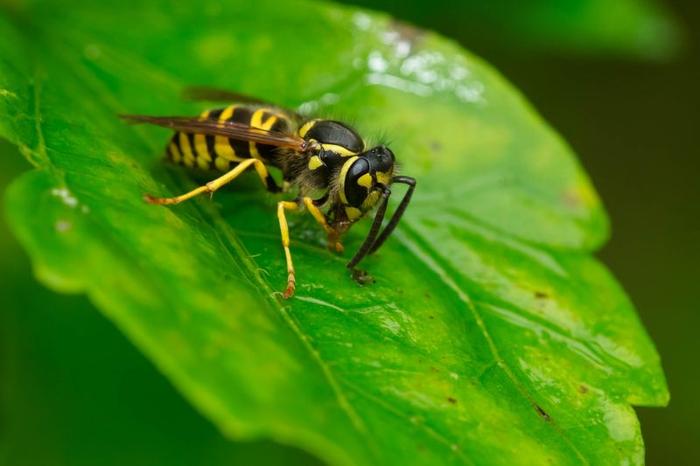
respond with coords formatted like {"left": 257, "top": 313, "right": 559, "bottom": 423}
{"left": 144, "top": 158, "right": 280, "bottom": 205}
{"left": 301, "top": 197, "right": 343, "bottom": 253}
{"left": 277, "top": 200, "right": 299, "bottom": 299}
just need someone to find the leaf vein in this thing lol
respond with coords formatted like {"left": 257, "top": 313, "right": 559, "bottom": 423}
{"left": 395, "top": 226, "right": 591, "bottom": 465}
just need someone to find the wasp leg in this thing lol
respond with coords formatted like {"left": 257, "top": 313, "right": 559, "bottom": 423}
{"left": 145, "top": 158, "right": 279, "bottom": 205}
{"left": 301, "top": 197, "right": 343, "bottom": 253}
{"left": 277, "top": 200, "right": 299, "bottom": 299}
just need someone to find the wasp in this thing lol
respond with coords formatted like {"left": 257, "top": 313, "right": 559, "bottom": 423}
{"left": 122, "top": 88, "right": 416, "bottom": 298}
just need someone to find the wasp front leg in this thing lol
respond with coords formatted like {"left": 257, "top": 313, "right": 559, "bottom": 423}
{"left": 302, "top": 197, "right": 343, "bottom": 253}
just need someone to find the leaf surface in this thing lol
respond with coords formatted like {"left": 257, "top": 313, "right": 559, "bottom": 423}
{"left": 0, "top": 1, "right": 668, "bottom": 465}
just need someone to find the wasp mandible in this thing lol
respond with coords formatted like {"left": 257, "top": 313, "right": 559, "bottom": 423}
{"left": 122, "top": 88, "right": 416, "bottom": 298}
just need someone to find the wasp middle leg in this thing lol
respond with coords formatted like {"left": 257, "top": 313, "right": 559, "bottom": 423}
{"left": 144, "top": 158, "right": 280, "bottom": 205}
{"left": 277, "top": 200, "right": 299, "bottom": 299}
{"left": 301, "top": 197, "right": 343, "bottom": 253}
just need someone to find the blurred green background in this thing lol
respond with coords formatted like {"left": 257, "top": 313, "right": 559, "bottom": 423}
{"left": 1, "top": 0, "right": 697, "bottom": 465}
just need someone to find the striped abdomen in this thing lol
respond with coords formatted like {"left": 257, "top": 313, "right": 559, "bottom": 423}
{"left": 166, "top": 105, "right": 293, "bottom": 172}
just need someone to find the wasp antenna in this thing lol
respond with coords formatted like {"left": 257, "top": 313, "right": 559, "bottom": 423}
{"left": 368, "top": 176, "right": 416, "bottom": 255}
{"left": 119, "top": 114, "right": 151, "bottom": 124}
{"left": 347, "top": 187, "right": 391, "bottom": 269}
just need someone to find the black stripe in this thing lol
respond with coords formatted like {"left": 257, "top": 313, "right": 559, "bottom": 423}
{"left": 266, "top": 175, "right": 281, "bottom": 192}
{"left": 271, "top": 118, "right": 289, "bottom": 133}
{"left": 186, "top": 132, "right": 196, "bottom": 152}
{"left": 256, "top": 112, "right": 278, "bottom": 158}
{"left": 231, "top": 106, "right": 253, "bottom": 124}
{"left": 256, "top": 112, "right": 291, "bottom": 159}
{"left": 205, "top": 109, "right": 224, "bottom": 166}
{"left": 188, "top": 132, "right": 211, "bottom": 170}
{"left": 228, "top": 137, "right": 250, "bottom": 158}
{"left": 205, "top": 134, "right": 216, "bottom": 162}
{"left": 208, "top": 108, "right": 224, "bottom": 120}
{"left": 228, "top": 107, "right": 252, "bottom": 158}
{"left": 172, "top": 134, "right": 183, "bottom": 165}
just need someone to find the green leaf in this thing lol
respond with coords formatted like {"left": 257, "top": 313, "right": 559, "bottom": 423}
{"left": 0, "top": 193, "right": 320, "bottom": 466}
{"left": 343, "top": 0, "right": 683, "bottom": 60}
{"left": 1, "top": 1, "right": 668, "bottom": 465}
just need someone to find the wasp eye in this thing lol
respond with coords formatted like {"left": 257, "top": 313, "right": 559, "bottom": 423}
{"left": 344, "top": 158, "right": 372, "bottom": 207}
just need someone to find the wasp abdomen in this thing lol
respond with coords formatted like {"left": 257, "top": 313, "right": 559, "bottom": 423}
{"left": 166, "top": 105, "right": 293, "bottom": 172}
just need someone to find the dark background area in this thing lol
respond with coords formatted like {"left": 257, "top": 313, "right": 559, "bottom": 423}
{"left": 1, "top": 0, "right": 697, "bottom": 465}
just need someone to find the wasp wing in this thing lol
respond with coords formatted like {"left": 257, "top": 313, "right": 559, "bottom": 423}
{"left": 120, "top": 114, "right": 309, "bottom": 152}
{"left": 182, "top": 86, "right": 272, "bottom": 105}
{"left": 181, "top": 86, "right": 304, "bottom": 120}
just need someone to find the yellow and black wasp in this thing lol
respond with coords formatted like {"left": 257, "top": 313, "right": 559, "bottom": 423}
{"left": 122, "top": 88, "right": 416, "bottom": 298}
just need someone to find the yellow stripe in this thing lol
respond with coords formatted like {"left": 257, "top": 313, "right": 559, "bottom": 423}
{"left": 322, "top": 143, "right": 358, "bottom": 157}
{"left": 298, "top": 119, "right": 319, "bottom": 138}
{"left": 196, "top": 157, "right": 210, "bottom": 170}
{"left": 194, "top": 136, "right": 210, "bottom": 160}
{"left": 214, "top": 105, "right": 243, "bottom": 162}
{"left": 179, "top": 132, "right": 195, "bottom": 167}
{"left": 345, "top": 206, "right": 362, "bottom": 220}
{"left": 308, "top": 155, "right": 324, "bottom": 170}
{"left": 357, "top": 173, "right": 372, "bottom": 189}
{"left": 338, "top": 156, "right": 359, "bottom": 205}
{"left": 168, "top": 141, "right": 182, "bottom": 163}
{"left": 214, "top": 157, "right": 230, "bottom": 171}
{"left": 361, "top": 190, "right": 380, "bottom": 210}
{"left": 250, "top": 109, "right": 278, "bottom": 159}
{"left": 376, "top": 170, "right": 392, "bottom": 186}
{"left": 194, "top": 110, "right": 211, "bottom": 162}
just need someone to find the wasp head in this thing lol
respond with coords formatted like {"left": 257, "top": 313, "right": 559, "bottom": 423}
{"left": 338, "top": 145, "right": 396, "bottom": 221}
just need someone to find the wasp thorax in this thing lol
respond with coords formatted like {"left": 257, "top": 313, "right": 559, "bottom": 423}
{"left": 299, "top": 119, "right": 364, "bottom": 154}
